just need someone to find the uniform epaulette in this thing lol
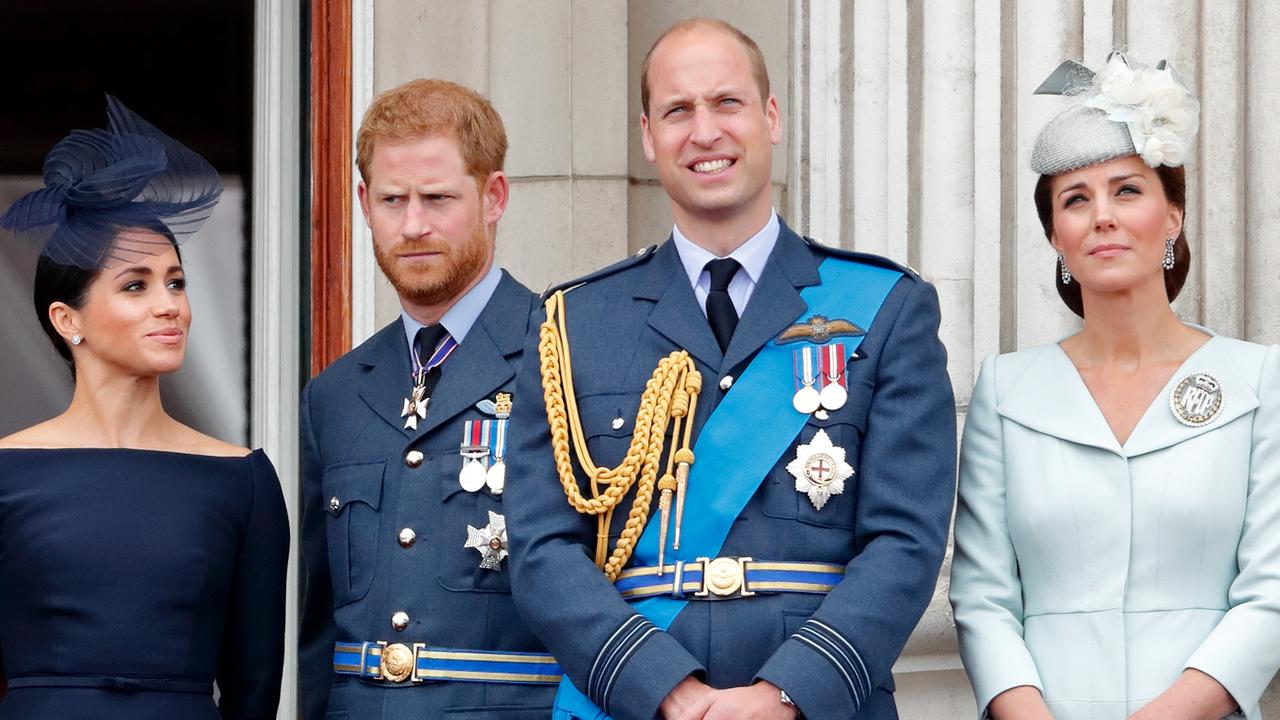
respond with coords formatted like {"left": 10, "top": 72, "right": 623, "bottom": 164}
{"left": 802, "top": 236, "right": 921, "bottom": 279}
{"left": 541, "top": 244, "right": 659, "bottom": 300}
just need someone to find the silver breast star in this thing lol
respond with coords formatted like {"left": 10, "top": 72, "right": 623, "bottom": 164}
{"left": 464, "top": 510, "right": 509, "bottom": 571}
{"left": 785, "top": 428, "right": 854, "bottom": 511}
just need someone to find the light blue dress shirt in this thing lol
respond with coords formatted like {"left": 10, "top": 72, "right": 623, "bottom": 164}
{"left": 670, "top": 211, "right": 779, "bottom": 318}
{"left": 399, "top": 263, "right": 502, "bottom": 352}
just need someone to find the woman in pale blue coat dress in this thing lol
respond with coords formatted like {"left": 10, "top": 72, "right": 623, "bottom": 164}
{"left": 950, "top": 52, "right": 1280, "bottom": 720}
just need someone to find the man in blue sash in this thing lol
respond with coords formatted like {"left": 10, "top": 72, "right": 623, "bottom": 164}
{"left": 504, "top": 18, "right": 956, "bottom": 720}
{"left": 299, "top": 79, "right": 561, "bottom": 719}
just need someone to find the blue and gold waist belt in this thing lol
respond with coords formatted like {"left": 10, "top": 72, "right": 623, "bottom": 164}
{"left": 614, "top": 557, "right": 845, "bottom": 600}
{"left": 333, "top": 641, "right": 562, "bottom": 685}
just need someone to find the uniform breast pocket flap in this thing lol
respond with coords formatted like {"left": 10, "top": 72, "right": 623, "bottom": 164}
{"left": 576, "top": 391, "right": 644, "bottom": 468}
{"left": 761, "top": 406, "right": 868, "bottom": 531}
{"left": 322, "top": 460, "right": 386, "bottom": 605}
{"left": 434, "top": 446, "right": 515, "bottom": 595}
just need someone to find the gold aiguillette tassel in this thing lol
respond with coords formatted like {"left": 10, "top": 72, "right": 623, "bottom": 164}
{"left": 672, "top": 449, "right": 694, "bottom": 550}
{"left": 656, "top": 474, "right": 676, "bottom": 575}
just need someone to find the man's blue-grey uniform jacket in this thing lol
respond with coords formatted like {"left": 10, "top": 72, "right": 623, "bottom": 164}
{"left": 299, "top": 271, "right": 557, "bottom": 720}
{"left": 504, "top": 221, "right": 957, "bottom": 720}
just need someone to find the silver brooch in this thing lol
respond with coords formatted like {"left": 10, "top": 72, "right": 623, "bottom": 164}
{"left": 1169, "top": 372, "right": 1223, "bottom": 428}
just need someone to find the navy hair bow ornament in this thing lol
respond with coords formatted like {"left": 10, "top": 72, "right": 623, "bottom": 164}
{"left": 0, "top": 95, "right": 222, "bottom": 268}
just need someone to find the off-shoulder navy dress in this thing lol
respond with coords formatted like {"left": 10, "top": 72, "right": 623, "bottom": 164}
{"left": 0, "top": 448, "right": 289, "bottom": 719}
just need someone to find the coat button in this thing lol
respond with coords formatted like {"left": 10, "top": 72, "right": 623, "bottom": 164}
{"left": 719, "top": 375, "right": 734, "bottom": 391}
{"left": 398, "top": 528, "right": 416, "bottom": 548}
{"left": 405, "top": 450, "right": 424, "bottom": 468}
{"left": 391, "top": 611, "right": 410, "bottom": 631}
{"left": 329, "top": 496, "right": 340, "bottom": 512}
{"left": 611, "top": 417, "right": 625, "bottom": 430}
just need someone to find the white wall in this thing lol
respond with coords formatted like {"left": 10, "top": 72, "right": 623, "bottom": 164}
{"left": 365, "top": 1, "right": 1280, "bottom": 716}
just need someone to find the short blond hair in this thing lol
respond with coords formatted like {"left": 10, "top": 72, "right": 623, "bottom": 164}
{"left": 640, "top": 18, "right": 770, "bottom": 114}
{"left": 356, "top": 78, "right": 507, "bottom": 184}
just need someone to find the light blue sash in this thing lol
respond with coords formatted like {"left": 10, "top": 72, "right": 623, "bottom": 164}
{"left": 553, "top": 258, "right": 903, "bottom": 719}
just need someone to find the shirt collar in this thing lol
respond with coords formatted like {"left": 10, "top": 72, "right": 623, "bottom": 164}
{"left": 400, "top": 264, "right": 502, "bottom": 349}
{"left": 670, "top": 211, "right": 779, "bottom": 288}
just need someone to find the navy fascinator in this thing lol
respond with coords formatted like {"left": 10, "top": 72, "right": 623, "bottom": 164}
{"left": 0, "top": 96, "right": 223, "bottom": 268}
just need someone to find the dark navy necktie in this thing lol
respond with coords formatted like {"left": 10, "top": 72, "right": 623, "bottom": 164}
{"left": 413, "top": 324, "right": 448, "bottom": 398}
{"left": 704, "top": 258, "right": 741, "bottom": 353}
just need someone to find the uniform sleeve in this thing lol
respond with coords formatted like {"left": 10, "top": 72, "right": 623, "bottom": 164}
{"left": 297, "top": 381, "right": 339, "bottom": 720}
{"left": 948, "top": 353, "right": 1043, "bottom": 715}
{"left": 1185, "top": 344, "right": 1280, "bottom": 711}
{"left": 755, "top": 279, "right": 957, "bottom": 720}
{"left": 504, "top": 308, "right": 703, "bottom": 720}
{"left": 216, "top": 451, "right": 290, "bottom": 720}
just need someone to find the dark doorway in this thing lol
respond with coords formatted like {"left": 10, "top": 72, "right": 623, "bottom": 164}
{"left": 0, "top": 0, "right": 255, "bottom": 442}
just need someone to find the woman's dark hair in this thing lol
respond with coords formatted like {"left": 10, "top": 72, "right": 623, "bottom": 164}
{"left": 1033, "top": 163, "right": 1190, "bottom": 318}
{"left": 33, "top": 221, "right": 181, "bottom": 373}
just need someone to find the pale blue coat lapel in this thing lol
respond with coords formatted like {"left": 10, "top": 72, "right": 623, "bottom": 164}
{"left": 996, "top": 336, "right": 1260, "bottom": 458}
{"left": 1124, "top": 337, "right": 1259, "bottom": 457}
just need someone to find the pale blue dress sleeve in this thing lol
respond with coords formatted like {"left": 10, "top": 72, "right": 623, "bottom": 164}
{"left": 950, "top": 354, "right": 1043, "bottom": 716}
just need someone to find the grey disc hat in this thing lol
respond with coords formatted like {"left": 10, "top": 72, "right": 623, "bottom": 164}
{"left": 1031, "top": 104, "right": 1137, "bottom": 176}
{"left": 1030, "top": 52, "right": 1199, "bottom": 176}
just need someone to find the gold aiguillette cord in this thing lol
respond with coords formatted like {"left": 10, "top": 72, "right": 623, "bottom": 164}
{"left": 538, "top": 290, "right": 701, "bottom": 581}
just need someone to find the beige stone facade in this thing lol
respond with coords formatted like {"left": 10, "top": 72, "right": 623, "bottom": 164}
{"left": 358, "top": 1, "right": 1280, "bottom": 716}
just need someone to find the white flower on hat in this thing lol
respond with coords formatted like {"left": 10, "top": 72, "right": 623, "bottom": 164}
{"left": 1083, "top": 52, "right": 1200, "bottom": 168}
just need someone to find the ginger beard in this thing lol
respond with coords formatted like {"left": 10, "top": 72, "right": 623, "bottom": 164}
{"left": 372, "top": 202, "right": 490, "bottom": 308}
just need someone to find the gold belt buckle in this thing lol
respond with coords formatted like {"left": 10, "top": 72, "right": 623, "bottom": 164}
{"left": 694, "top": 556, "right": 755, "bottom": 598}
{"left": 376, "top": 641, "right": 423, "bottom": 683}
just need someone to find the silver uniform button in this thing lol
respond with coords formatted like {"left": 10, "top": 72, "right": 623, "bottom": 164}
{"left": 329, "top": 496, "right": 340, "bottom": 512}
{"left": 611, "top": 417, "right": 625, "bottom": 430}
{"left": 405, "top": 450, "right": 424, "bottom": 468}
{"left": 719, "top": 375, "right": 734, "bottom": 391}
{"left": 398, "top": 528, "right": 416, "bottom": 548}
{"left": 391, "top": 610, "right": 410, "bottom": 631}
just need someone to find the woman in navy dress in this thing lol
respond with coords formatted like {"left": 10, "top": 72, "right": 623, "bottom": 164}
{"left": 0, "top": 97, "right": 289, "bottom": 719}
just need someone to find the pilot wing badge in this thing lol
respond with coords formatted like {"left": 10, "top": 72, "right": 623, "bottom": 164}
{"left": 776, "top": 315, "right": 864, "bottom": 345}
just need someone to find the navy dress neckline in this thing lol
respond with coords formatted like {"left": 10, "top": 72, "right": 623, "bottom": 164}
{"left": 0, "top": 446, "right": 264, "bottom": 459}
{"left": 0, "top": 446, "right": 289, "bottom": 719}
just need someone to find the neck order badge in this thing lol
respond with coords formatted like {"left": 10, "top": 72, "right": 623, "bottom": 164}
{"left": 401, "top": 331, "right": 458, "bottom": 431}
{"left": 552, "top": 257, "right": 903, "bottom": 719}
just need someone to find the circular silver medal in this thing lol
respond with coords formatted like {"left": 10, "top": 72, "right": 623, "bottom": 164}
{"left": 459, "top": 459, "right": 488, "bottom": 492}
{"left": 819, "top": 382, "right": 847, "bottom": 411}
{"left": 486, "top": 460, "right": 506, "bottom": 494}
{"left": 1169, "top": 371, "right": 1223, "bottom": 427}
{"left": 793, "top": 385, "right": 821, "bottom": 414}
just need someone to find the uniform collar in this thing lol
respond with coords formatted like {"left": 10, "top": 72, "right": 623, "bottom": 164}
{"left": 354, "top": 269, "right": 533, "bottom": 438}
{"left": 670, "top": 211, "right": 779, "bottom": 290}
{"left": 996, "top": 331, "right": 1261, "bottom": 458}
{"left": 400, "top": 263, "right": 502, "bottom": 348}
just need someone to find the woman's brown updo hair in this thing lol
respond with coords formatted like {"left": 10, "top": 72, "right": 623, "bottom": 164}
{"left": 1032, "top": 163, "right": 1191, "bottom": 318}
